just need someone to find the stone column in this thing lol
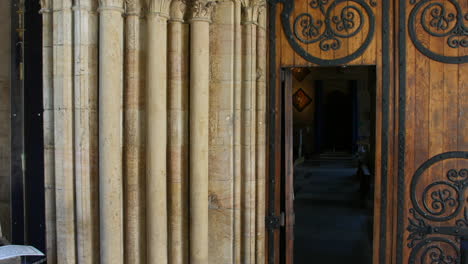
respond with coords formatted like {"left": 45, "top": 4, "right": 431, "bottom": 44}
{"left": 168, "top": 0, "right": 189, "bottom": 262}
{"left": 255, "top": 4, "right": 266, "bottom": 263}
{"left": 188, "top": 1, "right": 216, "bottom": 263}
{"left": 39, "top": 0, "right": 56, "bottom": 262}
{"left": 241, "top": 1, "right": 259, "bottom": 262}
{"left": 233, "top": 1, "right": 242, "bottom": 261}
{"left": 52, "top": 0, "right": 76, "bottom": 262}
{"left": 98, "top": 0, "right": 124, "bottom": 262}
{"left": 124, "top": 0, "right": 146, "bottom": 263}
{"left": 208, "top": 0, "right": 236, "bottom": 262}
{"left": 73, "top": 0, "right": 99, "bottom": 262}
{"left": 146, "top": 0, "right": 171, "bottom": 263}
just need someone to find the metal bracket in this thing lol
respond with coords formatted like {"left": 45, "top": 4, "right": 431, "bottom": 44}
{"left": 266, "top": 213, "right": 285, "bottom": 230}
{"left": 266, "top": 215, "right": 281, "bottom": 230}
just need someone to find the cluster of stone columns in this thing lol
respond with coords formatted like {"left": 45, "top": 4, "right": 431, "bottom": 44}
{"left": 40, "top": 0, "right": 267, "bottom": 263}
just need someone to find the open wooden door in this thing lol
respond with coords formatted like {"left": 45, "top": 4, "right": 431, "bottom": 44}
{"left": 283, "top": 68, "right": 294, "bottom": 264}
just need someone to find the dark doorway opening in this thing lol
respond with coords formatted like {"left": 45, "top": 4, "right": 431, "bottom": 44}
{"left": 314, "top": 79, "right": 358, "bottom": 154}
{"left": 284, "top": 66, "right": 376, "bottom": 264}
{"left": 10, "top": 0, "right": 46, "bottom": 258}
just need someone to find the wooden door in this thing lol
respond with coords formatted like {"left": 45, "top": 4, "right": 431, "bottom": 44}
{"left": 396, "top": 0, "right": 468, "bottom": 262}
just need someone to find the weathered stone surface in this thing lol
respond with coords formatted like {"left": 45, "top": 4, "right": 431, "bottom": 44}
{"left": 38, "top": 0, "right": 268, "bottom": 261}
{"left": 124, "top": 2, "right": 146, "bottom": 262}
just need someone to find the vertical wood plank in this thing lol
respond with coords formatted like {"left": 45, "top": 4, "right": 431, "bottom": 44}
{"left": 274, "top": 8, "right": 283, "bottom": 260}
{"left": 404, "top": 5, "right": 416, "bottom": 261}
{"left": 427, "top": 26, "right": 445, "bottom": 213}
{"left": 283, "top": 69, "right": 294, "bottom": 264}
{"left": 442, "top": 11, "right": 459, "bottom": 180}
{"left": 280, "top": 11, "right": 294, "bottom": 66}
{"left": 362, "top": 1, "right": 376, "bottom": 65}
{"left": 458, "top": 0, "right": 467, "bottom": 151}
{"left": 413, "top": 8, "right": 430, "bottom": 169}
{"left": 371, "top": 1, "right": 382, "bottom": 262}
{"left": 334, "top": 0, "right": 349, "bottom": 62}
{"left": 293, "top": 0, "right": 309, "bottom": 66}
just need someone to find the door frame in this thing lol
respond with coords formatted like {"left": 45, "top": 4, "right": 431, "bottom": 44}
{"left": 275, "top": 66, "right": 380, "bottom": 264}
{"left": 266, "top": 0, "right": 395, "bottom": 263}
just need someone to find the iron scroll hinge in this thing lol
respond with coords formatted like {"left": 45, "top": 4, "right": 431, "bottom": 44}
{"left": 266, "top": 212, "right": 285, "bottom": 230}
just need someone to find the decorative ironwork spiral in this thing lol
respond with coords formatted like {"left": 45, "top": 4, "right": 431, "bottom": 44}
{"left": 280, "top": 0, "right": 375, "bottom": 65}
{"left": 293, "top": 0, "right": 367, "bottom": 51}
{"left": 422, "top": 182, "right": 459, "bottom": 217}
{"left": 408, "top": 237, "right": 459, "bottom": 264}
{"left": 412, "top": 169, "right": 467, "bottom": 222}
{"left": 406, "top": 152, "right": 468, "bottom": 264}
{"left": 408, "top": 0, "right": 468, "bottom": 63}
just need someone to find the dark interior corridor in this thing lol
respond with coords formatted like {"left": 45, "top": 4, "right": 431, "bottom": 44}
{"left": 289, "top": 66, "right": 376, "bottom": 264}
{"left": 293, "top": 154, "right": 373, "bottom": 264}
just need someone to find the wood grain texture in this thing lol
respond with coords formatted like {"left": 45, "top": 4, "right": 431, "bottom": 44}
{"left": 399, "top": 0, "right": 468, "bottom": 261}
{"left": 283, "top": 70, "right": 294, "bottom": 264}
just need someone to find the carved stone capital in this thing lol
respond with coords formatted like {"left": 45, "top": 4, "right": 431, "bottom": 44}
{"left": 146, "top": 0, "right": 172, "bottom": 16}
{"left": 39, "top": 0, "right": 52, "bottom": 13}
{"left": 125, "top": 0, "right": 143, "bottom": 15}
{"left": 241, "top": 0, "right": 265, "bottom": 24}
{"left": 72, "top": 0, "right": 98, "bottom": 12}
{"left": 99, "top": 0, "right": 125, "bottom": 12}
{"left": 257, "top": 4, "right": 266, "bottom": 27}
{"left": 169, "top": 0, "right": 186, "bottom": 21}
{"left": 187, "top": 0, "right": 217, "bottom": 22}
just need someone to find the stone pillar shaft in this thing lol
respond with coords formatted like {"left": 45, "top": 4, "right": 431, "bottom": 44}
{"left": 190, "top": 17, "right": 211, "bottom": 264}
{"left": 233, "top": 2, "right": 242, "bottom": 262}
{"left": 98, "top": 4, "right": 124, "bottom": 263}
{"left": 168, "top": 1, "right": 189, "bottom": 262}
{"left": 124, "top": 3, "right": 146, "bottom": 263}
{"left": 208, "top": 1, "right": 236, "bottom": 262}
{"left": 255, "top": 7, "right": 267, "bottom": 263}
{"left": 52, "top": 0, "right": 77, "bottom": 261}
{"left": 241, "top": 9, "right": 257, "bottom": 263}
{"left": 40, "top": 2, "right": 56, "bottom": 262}
{"left": 146, "top": 12, "right": 169, "bottom": 264}
{"left": 73, "top": 2, "right": 99, "bottom": 263}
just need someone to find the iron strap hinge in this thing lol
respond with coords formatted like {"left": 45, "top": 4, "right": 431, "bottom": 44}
{"left": 266, "top": 212, "right": 285, "bottom": 230}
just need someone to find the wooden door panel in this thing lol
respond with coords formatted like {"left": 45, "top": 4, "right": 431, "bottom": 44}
{"left": 396, "top": 0, "right": 468, "bottom": 262}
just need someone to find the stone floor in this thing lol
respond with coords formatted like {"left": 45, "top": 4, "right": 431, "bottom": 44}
{"left": 293, "top": 154, "right": 373, "bottom": 264}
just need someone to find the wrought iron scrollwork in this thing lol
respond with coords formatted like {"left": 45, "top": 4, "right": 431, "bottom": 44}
{"left": 408, "top": 237, "right": 459, "bottom": 264}
{"left": 293, "top": 0, "right": 366, "bottom": 52}
{"left": 408, "top": 0, "right": 468, "bottom": 64}
{"left": 412, "top": 169, "right": 468, "bottom": 222}
{"left": 280, "top": 0, "right": 376, "bottom": 65}
{"left": 406, "top": 152, "right": 468, "bottom": 264}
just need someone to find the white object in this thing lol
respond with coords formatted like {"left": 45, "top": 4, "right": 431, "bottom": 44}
{"left": 0, "top": 245, "right": 44, "bottom": 260}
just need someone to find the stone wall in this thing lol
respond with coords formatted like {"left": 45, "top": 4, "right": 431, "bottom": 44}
{"left": 39, "top": 0, "right": 267, "bottom": 263}
{"left": 0, "top": 0, "right": 11, "bottom": 241}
